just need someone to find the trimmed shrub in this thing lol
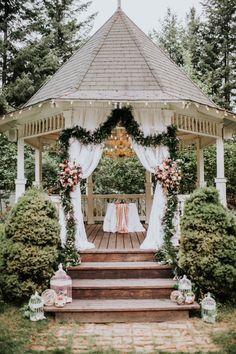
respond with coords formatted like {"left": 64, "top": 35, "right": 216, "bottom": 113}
{"left": 179, "top": 187, "right": 236, "bottom": 302}
{"left": 0, "top": 188, "right": 60, "bottom": 303}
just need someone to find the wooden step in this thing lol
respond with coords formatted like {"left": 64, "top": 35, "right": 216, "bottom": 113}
{"left": 44, "top": 299, "right": 200, "bottom": 323}
{"left": 68, "top": 262, "right": 173, "bottom": 279}
{"left": 80, "top": 249, "right": 155, "bottom": 262}
{"left": 72, "top": 278, "right": 177, "bottom": 299}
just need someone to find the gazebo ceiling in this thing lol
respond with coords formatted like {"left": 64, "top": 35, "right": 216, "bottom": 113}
{"left": 25, "top": 8, "right": 217, "bottom": 108}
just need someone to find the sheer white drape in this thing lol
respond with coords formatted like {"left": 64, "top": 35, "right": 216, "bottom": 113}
{"left": 60, "top": 106, "right": 110, "bottom": 250}
{"left": 132, "top": 107, "right": 170, "bottom": 249}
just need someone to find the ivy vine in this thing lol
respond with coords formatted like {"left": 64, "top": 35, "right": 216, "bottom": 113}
{"left": 59, "top": 106, "right": 179, "bottom": 268}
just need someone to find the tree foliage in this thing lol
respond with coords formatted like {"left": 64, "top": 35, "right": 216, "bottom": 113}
{"left": 150, "top": 2, "right": 236, "bottom": 109}
{"left": 199, "top": 0, "right": 236, "bottom": 109}
{"left": 0, "top": 188, "right": 60, "bottom": 303}
{"left": 179, "top": 187, "right": 236, "bottom": 302}
{"left": 93, "top": 155, "right": 145, "bottom": 194}
{"left": 150, "top": 8, "right": 183, "bottom": 66}
{"left": 0, "top": 0, "right": 96, "bottom": 111}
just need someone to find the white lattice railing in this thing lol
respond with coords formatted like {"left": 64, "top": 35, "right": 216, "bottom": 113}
{"left": 50, "top": 194, "right": 146, "bottom": 222}
{"left": 22, "top": 113, "right": 65, "bottom": 137}
{"left": 50, "top": 193, "right": 189, "bottom": 224}
{"left": 87, "top": 194, "right": 146, "bottom": 222}
{"left": 173, "top": 113, "right": 219, "bottom": 137}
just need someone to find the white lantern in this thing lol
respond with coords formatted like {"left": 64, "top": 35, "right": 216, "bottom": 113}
{"left": 28, "top": 292, "right": 45, "bottom": 321}
{"left": 50, "top": 264, "right": 72, "bottom": 303}
{"left": 178, "top": 275, "right": 192, "bottom": 294}
{"left": 201, "top": 293, "right": 217, "bottom": 323}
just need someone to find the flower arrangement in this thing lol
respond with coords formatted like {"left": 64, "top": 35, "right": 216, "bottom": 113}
{"left": 59, "top": 160, "right": 82, "bottom": 191}
{"left": 155, "top": 158, "right": 181, "bottom": 192}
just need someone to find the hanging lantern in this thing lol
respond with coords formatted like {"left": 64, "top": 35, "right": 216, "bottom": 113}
{"left": 201, "top": 293, "right": 217, "bottom": 323}
{"left": 28, "top": 292, "right": 45, "bottom": 321}
{"left": 178, "top": 275, "right": 192, "bottom": 294}
{"left": 50, "top": 264, "right": 72, "bottom": 303}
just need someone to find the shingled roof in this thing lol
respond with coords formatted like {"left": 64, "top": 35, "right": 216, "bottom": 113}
{"left": 25, "top": 8, "right": 216, "bottom": 107}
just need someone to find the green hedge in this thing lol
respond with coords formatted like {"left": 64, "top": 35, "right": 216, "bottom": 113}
{"left": 0, "top": 188, "right": 60, "bottom": 303}
{"left": 179, "top": 187, "right": 236, "bottom": 302}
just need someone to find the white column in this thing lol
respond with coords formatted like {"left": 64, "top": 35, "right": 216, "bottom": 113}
{"left": 215, "top": 136, "right": 227, "bottom": 207}
{"left": 34, "top": 143, "right": 43, "bottom": 187}
{"left": 87, "top": 174, "right": 94, "bottom": 224}
{"left": 15, "top": 138, "right": 27, "bottom": 202}
{"left": 196, "top": 138, "right": 206, "bottom": 188}
{"left": 145, "top": 171, "right": 153, "bottom": 224}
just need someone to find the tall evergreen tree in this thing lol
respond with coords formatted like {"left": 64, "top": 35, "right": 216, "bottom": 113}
{"left": 199, "top": 0, "right": 236, "bottom": 109}
{"left": 0, "top": 0, "right": 96, "bottom": 111}
{"left": 182, "top": 7, "right": 208, "bottom": 90}
{"left": 150, "top": 8, "right": 184, "bottom": 66}
{"left": 40, "top": 0, "right": 96, "bottom": 62}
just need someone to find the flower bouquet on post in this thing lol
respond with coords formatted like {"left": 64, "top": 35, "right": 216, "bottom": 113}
{"left": 155, "top": 158, "right": 182, "bottom": 193}
{"left": 59, "top": 160, "right": 82, "bottom": 191}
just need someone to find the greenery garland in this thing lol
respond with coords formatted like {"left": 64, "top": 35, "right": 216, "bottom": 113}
{"left": 59, "top": 106, "right": 179, "bottom": 268}
{"left": 60, "top": 106, "right": 178, "bottom": 157}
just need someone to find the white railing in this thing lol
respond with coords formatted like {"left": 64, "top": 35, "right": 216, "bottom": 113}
{"left": 173, "top": 113, "right": 219, "bottom": 137}
{"left": 22, "top": 113, "right": 65, "bottom": 138}
{"left": 87, "top": 194, "right": 146, "bottom": 222}
{"left": 50, "top": 194, "right": 146, "bottom": 222}
{"left": 50, "top": 193, "right": 189, "bottom": 225}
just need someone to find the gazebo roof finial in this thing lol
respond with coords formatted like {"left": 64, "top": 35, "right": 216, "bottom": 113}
{"left": 117, "top": 0, "right": 121, "bottom": 9}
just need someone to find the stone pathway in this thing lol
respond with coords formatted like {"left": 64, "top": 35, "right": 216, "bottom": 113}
{"left": 30, "top": 317, "right": 232, "bottom": 353}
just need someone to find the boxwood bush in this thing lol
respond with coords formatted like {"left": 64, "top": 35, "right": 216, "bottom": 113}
{"left": 0, "top": 188, "right": 60, "bottom": 303}
{"left": 179, "top": 187, "right": 236, "bottom": 302}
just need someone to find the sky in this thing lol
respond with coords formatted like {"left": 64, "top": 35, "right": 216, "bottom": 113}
{"left": 88, "top": 0, "right": 203, "bottom": 35}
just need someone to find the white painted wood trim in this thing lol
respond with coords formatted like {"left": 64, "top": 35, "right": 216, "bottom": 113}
{"left": 215, "top": 135, "right": 227, "bottom": 207}
{"left": 34, "top": 141, "right": 43, "bottom": 186}
{"left": 196, "top": 138, "right": 206, "bottom": 188}
{"left": 15, "top": 138, "right": 26, "bottom": 201}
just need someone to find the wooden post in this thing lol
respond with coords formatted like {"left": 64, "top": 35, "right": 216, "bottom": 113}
{"left": 15, "top": 138, "right": 27, "bottom": 202}
{"left": 87, "top": 174, "right": 94, "bottom": 224}
{"left": 34, "top": 141, "right": 43, "bottom": 187}
{"left": 215, "top": 136, "right": 227, "bottom": 207}
{"left": 145, "top": 171, "right": 153, "bottom": 224}
{"left": 196, "top": 138, "right": 206, "bottom": 188}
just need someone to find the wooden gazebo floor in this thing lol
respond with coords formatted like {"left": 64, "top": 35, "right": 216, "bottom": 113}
{"left": 86, "top": 224, "right": 147, "bottom": 250}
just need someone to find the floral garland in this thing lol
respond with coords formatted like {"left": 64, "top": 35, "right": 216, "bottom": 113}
{"left": 59, "top": 160, "right": 82, "bottom": 191}
{"left": 155, "top": 159, "right": 181, "bottom": 193}
{"left": 155, "top": 158, "right": 182, "bottom": 270}
{"left": 59, "top": 161, "right": 82, "bottom": 267}
{"left": 58, "top": 106, "right": 179, "bottom": 268}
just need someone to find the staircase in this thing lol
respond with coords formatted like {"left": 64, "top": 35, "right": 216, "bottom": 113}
{"left": 45, "top": 250, "right": 200, "bottom": 322}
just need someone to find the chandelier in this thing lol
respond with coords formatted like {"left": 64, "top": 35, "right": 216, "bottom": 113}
{"left": 105, "top": 127, "right": 135, "bottom": 158}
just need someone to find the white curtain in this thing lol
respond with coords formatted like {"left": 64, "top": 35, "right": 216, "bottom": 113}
{"left": 60, "top": 106, "right": 110, "bottom": 250}
{"left": 132, "top": 107, "right": 170, "bottom": 249}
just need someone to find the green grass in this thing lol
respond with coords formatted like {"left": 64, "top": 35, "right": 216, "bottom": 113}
{"left": 0, "top": 304, "right": 235, "bottom": 354}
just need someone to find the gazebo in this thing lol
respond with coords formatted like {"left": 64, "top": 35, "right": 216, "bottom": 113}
{"left": 1, "top": 1, "right": 236, "bottom": 322}
{"left": 0, "top": 3, "right": 236, "bottom": 246}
